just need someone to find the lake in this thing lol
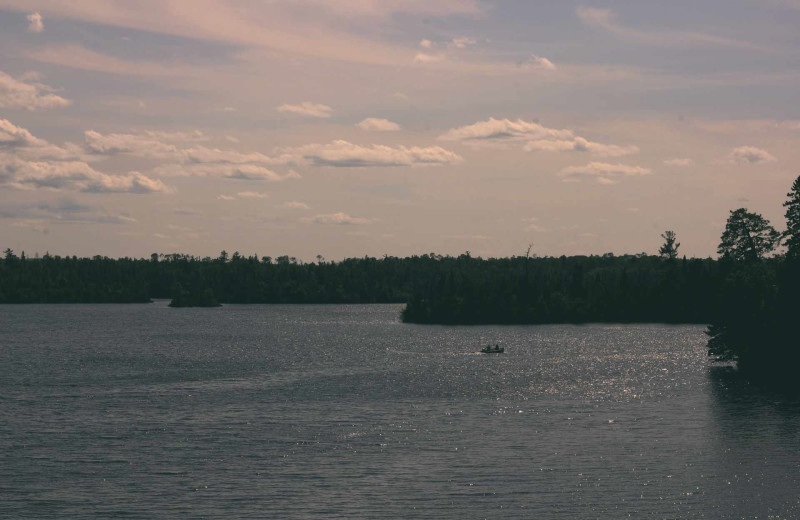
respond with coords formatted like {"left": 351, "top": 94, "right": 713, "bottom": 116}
{"left": 1, "top": 302, "right": 799, "bottom": 518}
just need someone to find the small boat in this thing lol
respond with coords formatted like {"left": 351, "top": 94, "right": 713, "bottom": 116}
{"left": 480, "top": 344, "right": 504, "bottom": 354}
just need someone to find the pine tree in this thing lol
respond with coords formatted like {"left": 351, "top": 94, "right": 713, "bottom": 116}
{"left": 658, "top": 231, "right": 680, "bottom": 259}
{"left": 783, "top": 175, "right": 800, "bottom": 259}
{"left": 717, "top": 208, "right": 779, "bottom": 262}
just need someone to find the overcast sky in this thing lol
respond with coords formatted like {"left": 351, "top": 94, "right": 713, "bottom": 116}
{"left": 1, "top": 0, "right": 799, "bottom": 260}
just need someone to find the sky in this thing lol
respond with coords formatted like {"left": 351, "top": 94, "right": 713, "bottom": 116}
{"left": 1, "top": 0, "right": 799, "bottom": 261}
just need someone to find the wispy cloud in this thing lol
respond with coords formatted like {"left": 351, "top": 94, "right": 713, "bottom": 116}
{"left": 84, "top": 129, "right": 300, "bottom": 181}
{"left": 523, "top": 54, "right": 557, "bottom": 71}
{"left": 28, "top": 44, "right": 202, "bottom": 78}
{"left": 559, "top": 162, "right": 652, "bottom": 184}
{"left": 413, "top": 53, "right": 444, "bottom": 63}
{"left": 525, "top": 137, "right": 638, "bottom": 157}
{"left": 450, "top": 36, "right": 476, "bottom": 49}
{"left": 304, "top": 212, "right": 372, "bottom": 225}
{"left": 276, "top": 102, "right": 333, "bottom": 118}
{"left": 576, "top": 6, "right": 767, "bottom": 51}
{"left": 356, "top": 118, "right": 401, "bottom": 132}
{"left": 0, "top": 70, "right": 70, "bottom": 111}
{"left": 664, "top": 158, "right": 693, "bottom": 167}
{"left": 441, "top": 117, "right": 637, "bottom": 156}
{"left": 730, "top": 146, "right": 777, "bottom": 164}
{"left": 0, "top": 198, "right": 137, "bottom": 225}
{"left": 439, "top": 118, "right": 573, "bottom": 143}
{"left": 282, "top": 201, "right": 310, "bottom": 209}
{"left": 297, "top": 140, "right": 462, "bottom": 167}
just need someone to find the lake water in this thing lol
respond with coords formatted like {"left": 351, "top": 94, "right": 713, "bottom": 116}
{"left": 1, "top": 303, "right": 799, "bottom": 519}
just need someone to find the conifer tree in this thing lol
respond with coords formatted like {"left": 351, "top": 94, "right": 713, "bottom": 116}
{"left": 717, "top": 208, "right": 779, "bottom": 262}
{"left": 783, "top": 175, "right": 800, "bottom": 259}
{"left": 659, "top": 231, "right": 680, "bottom": 259}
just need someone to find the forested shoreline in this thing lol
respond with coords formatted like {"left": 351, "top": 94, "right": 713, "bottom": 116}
{"left": 0, "top": 248, "right": 719, "bottom": 322}
{"left": 2, "top": 175, "right": 798, "bottom": 380}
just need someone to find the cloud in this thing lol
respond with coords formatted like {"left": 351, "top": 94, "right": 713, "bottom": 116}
{"left": 441, "top": 117, "right": 638, "bottom": 157}
{"left": 183, "top": 146, "right": 293, "bottom": 166}
{"left": 283, "top": 201, "right": 310, "bottom": 209}
{"left": 84, "top": 130, "right": 179, "bottom": 158}
{"left": 450, "top": 36, "right": 476, "bottom": 49}
{"left": 28, "top": 44, "right": 203, "bottom": 78}
{"left": 0, "top": 118, "right": 48, "bottom": 148}
{"left": 86, "top": 130, "right": 296, "bottom": 168}
{"left": 27, "top": 12, "right": 44, "bottom": 32}
{"left": 276, "top": 102, "right": 332, "bottom": 118}
{"left": 1, "top": 120, "right": 171, "bottom": 194}
{"left": 82, "top": 171, "right": 171, "bottom": 194}
{"left": 0, "top": 70, "right": 71, "bottom": 111}
{"left": 526, "top": 223, "right": 547, "bottom": 232}
{"left": 524, "top": 136, "right": 638, "bottom": 157}
{"left": 559, "top": 162, "right": 652, "bottom": 184}
{"left": 142, "top": 130, "right": 208, "bottom": 142}
{"left": 217, "top": 194, "right": 236, "bottom": 201}
{"left": 84, "top": 128, "right": 301, "bottom": 182}
{"left": 439, "top": 117, "right": 574, "bottom": 143}
{"left": 576, "top": 7, "right": 615, "bottom": 28}
{"left": 297, "top": 140, "right": 462, "bottom": 167}
{"left": 237, "top": 191, "right": 268, "bottom": 198}
{"left": 420, "top": 39, "right": 433, "bottom": 48}
{"left": 0, "top": 198, "right": 137, "bottom": 225}
{"left": 1, "top": 119, "right": 92, "bottom": 161}
{"left": 575, "top": 6, "right": 765, "bottom": 50}
{"left": 154, "top": 163, "right": 300, "bottom": 181}
{"left": 414, "top": 53, "right": 444, "bottom": 63}
{"left": 356, "top": 118, "right": 401, "bottom": 132}
{"left": 4, "top": 1, "right": 483, "bottom": 67}
{"left": 299, "top": 0, "right": 482, "bottom": 18}
{"left": 730, "top": 146, "right": 777, "bottom": 164}
{"left": 1, "top": 156, "right": 170, "bottom": 193}
{"left": 664, "top": 158, "right": 693, "bottom": 167}
{"left": 304, "top": 212, "right": 372, "bottom": 225}
{"left": 524, "top": 54, "right": 557, "bottom": 71}
{"left": 224, "top": 165, "right": 299, "bottom": 181}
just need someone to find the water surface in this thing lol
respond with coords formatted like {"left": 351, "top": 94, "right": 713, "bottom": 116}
{"left": 1, "top": 303, "right": 799, "bottom": 518}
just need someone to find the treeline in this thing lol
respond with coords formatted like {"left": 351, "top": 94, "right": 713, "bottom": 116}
{"left": 706, "top": 175, "right": 800, "bottom": 381}
{"left": 1, "top": 245, "right": 723, "bottom": 322}
{"left": 0, "top": 247, "right": 716, "bottom": 313}
{"left": 0, "top": 252, "right": 418, "bottom": 304}
{"left": 401, "top": 253, "right": 721, "bottom": 324}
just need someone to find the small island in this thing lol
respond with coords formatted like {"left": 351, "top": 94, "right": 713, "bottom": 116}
{"left": 168, "top": 283, "right": 221, "bottom": 308}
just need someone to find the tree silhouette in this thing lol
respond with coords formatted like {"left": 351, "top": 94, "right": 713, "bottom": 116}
{"left": 784, "top": 175, "right": 800, "bottom": 259}
{"left": 717, "top": 208, "right": 779, "bottom": 262}
{"left": 658, "top": 231, "right": 680, "bottom": 259}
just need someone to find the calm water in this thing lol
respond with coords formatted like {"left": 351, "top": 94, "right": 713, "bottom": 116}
{"left": 1, "top": 303, "right": 799, "bottom": 519}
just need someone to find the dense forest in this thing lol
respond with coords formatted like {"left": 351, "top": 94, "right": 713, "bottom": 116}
{"left": 0, "top": 247, "right": 717, "bottom": 321}
{"left": 400, "top": 253, "right": 721, "bottom": 324}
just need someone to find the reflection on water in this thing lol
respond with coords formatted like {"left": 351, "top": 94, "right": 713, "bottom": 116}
{"left": 704, "top": 366, "right": 800, "bottom": 518}
{"left": 1, "top": 303, "right": 799, "bottom": 518}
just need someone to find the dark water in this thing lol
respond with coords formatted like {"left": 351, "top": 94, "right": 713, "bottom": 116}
{"left": 1, "top": 303, "right": 799, "bottom": 519}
